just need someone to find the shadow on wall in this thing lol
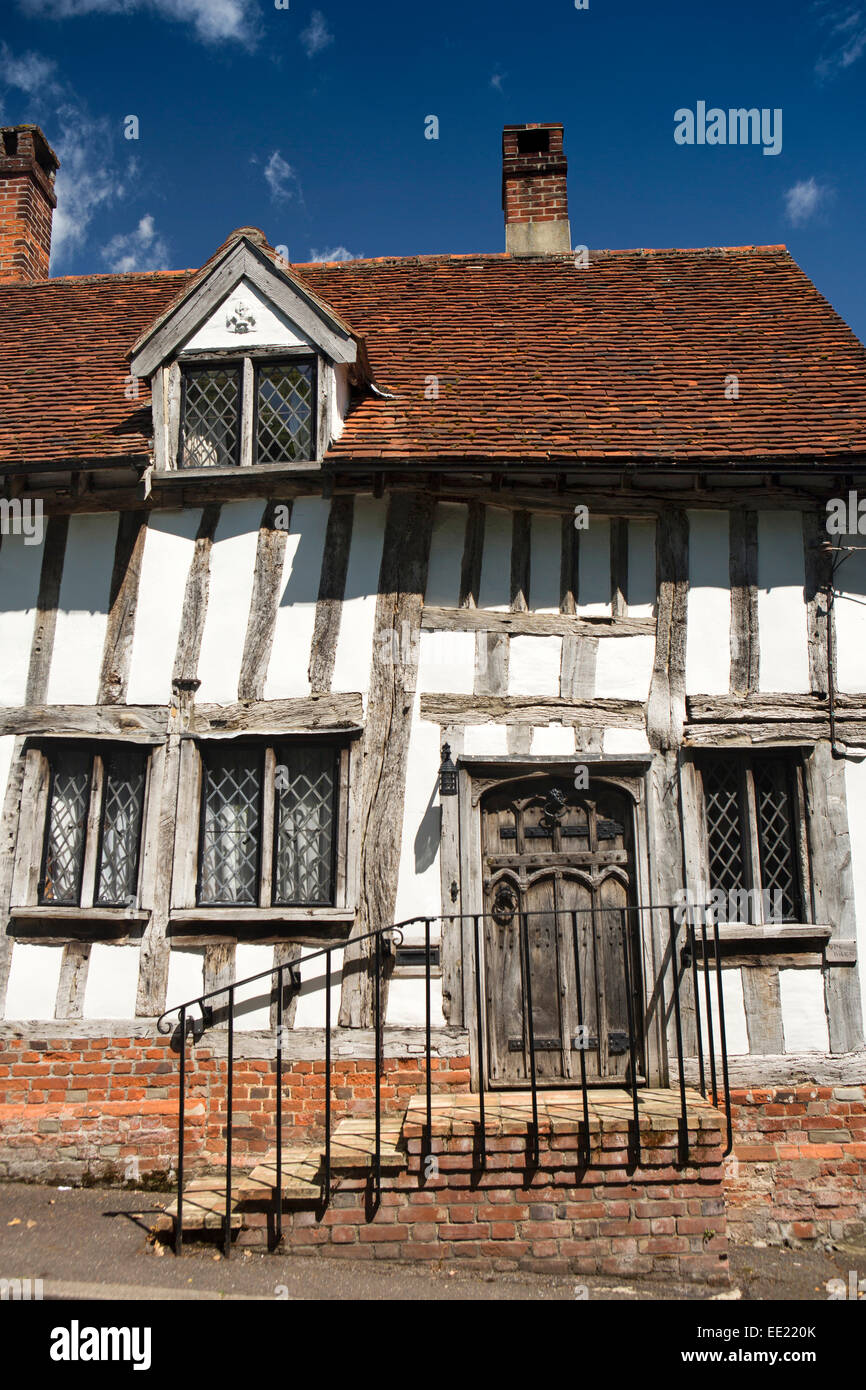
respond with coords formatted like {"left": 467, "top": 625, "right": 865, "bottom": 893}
{"left": 414, "top": 780, "right": 441, "bottom": 877}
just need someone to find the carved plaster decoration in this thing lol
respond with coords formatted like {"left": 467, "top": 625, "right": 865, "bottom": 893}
{"left": 226, "top": 300, "right": 256, "bottom": 334}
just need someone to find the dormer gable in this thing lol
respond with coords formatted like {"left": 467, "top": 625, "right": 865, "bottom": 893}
{"left": 130, "top": 228, "right": 363, "bottom": 475}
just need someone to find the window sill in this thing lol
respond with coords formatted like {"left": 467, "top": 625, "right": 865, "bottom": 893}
{"left": 713, "top": 924, "right": 831, "bottom": 944}
{"left": 9, "top": 906, "right": 149, "bottom": 942}
{"left": 152, "top": 462, "right": 322, "bottom": 483}
{"left": 12, "top": 906, "right": 150, "bottom": 924}
{"left": 168, "top": 907, "right": 356, "bottom": 945}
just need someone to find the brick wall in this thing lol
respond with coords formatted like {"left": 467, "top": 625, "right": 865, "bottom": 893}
{"left": 0, "top": 1035, "right": 470, "bottom": 1185}
{"left": 236, "top": 1117, "right": 729, "bottom": 1282}
{"left": 725, "top": 1084, "right": 866, "bottom": 1246}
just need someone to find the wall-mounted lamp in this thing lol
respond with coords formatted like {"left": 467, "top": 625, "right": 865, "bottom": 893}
{"left": 438, "top": 743, "right": 458, "bottom": 797}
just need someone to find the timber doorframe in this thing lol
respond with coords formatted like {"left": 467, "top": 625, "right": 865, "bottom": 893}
{"left": 455, "top": 756, "right": 666, "bottom": 1088}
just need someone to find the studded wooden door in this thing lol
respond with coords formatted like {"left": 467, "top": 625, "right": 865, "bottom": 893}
{"left": 481, "top": 776, "right": 643, "bottom": 1088}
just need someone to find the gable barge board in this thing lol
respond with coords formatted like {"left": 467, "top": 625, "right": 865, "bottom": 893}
{"left": 131, "top": 242, "right": 357, "bottom": 379}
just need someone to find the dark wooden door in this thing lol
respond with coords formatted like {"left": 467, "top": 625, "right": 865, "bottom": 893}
{"left": 481, "top": 776, "right": 643, "bottom": 1088}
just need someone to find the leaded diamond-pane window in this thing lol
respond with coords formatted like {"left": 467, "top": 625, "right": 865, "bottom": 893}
{"left": 198, "top": 748, "right": 263, "bottom": 905}
{"left": 256, "top": 362, "right": 314, "bottom": 463}
{"left": 37, "top": 745, "right": 149, "bottom": 908}
{"left": 194, "top": 740, "right": 343, "bottom": 908}
{"left": 180, "top": 366, "right": 241, "bottom": 469}
{"left": 699, "top": 754, "right": 805, "bottom": 924}
{"left": 274, "top": 744, "right": 336, "bottom": 905}
{"left": 96, "top": 751, "right": 146, "bottom": 906}
{"left": 41, "top": 750, "right": 91, "bottom": 905}
{"left": 702, "top": 758, "right": 745, "bottom": 897}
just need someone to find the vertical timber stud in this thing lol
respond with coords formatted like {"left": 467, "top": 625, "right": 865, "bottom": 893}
{"left": 239, "top": 500, "right": 289, "bottom": 701}
{"left": 803, "top": 508, "right": 863, "bottom": 1051}
{"left": 729, "top": 508, "right": 759, "bottom": 694}
{"left": 439, "top": 725, "right": 464, "bottom": 1026}
{"left": 99, "top": 511, "right": 147, "bottom": 705}
{"left": 309, "top": 496, "right": 354, "bottom": 694}
{"left": 647, "top": 508, "right": 689, "bottom": 1087}
{"left": 137, "top": 505, "right": 221, "bottom": 1017}
{"left": 339, "top": 492, "right": 436, "bottom": 1027}
{"left": 1, "top": 516, "right": 68, "bottom": 1012}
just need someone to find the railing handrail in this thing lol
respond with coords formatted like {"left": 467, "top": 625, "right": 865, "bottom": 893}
{"left": 156, "top": 903, "right": 700, "bottom": 1030}
{"left": 159, "top": 901, "right": 732, "bottom": 1257}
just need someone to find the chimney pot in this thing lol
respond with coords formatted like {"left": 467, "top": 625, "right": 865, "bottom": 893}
{"left": 0, "top": 124, "right": 60, "bottom": 285}
{"left": 502, "top": 122, "right": 570, "bottom": 256}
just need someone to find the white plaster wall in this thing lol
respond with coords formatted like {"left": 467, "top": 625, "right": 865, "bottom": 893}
{"left": 463, "top": 724, "right": 509, "bottom": 756}
{"left": 83, "top": 945, "right": 140, "bottom": 1019}
{"left": 417, "top": 630, "right": 474, "bottom": 695}
{"left": 331, "top": 497, "right": 386, "bottom": 696}
{"left": 3, "top": 943, "right": 63, "bottom": 1020}
{"left": 531, "top": 723, "right": 575, "bottom": 755}
{"left": 477, "top": 507, "right": 512, "bottom": 611}
{"left": 686, "top": 510, "right": 730, "bottom": 696}
{"left": 833, "top": 535, "right": 866, "bottom": 692}
{"left": 779, "top": 969, "right": 830, "bottom": 1052}
{"left": 508, "top": 635, "right": 562, "bottom": 696}
{"left": 331, "top": 363, "right": 350, "bottom": 442}
{"left": 196, "top": 500, "right": 263, "bottom": 704}
{"left": 127, "top": 509, "right": 202, "bottom": 704}
{"left": 387, "top": 977, "right": 445, "bottom": 1027}
{"left": 578, "top": 516, "right": 610, "bottom": 616}
{"left": 695, "top": 966, "right": 749, "bottom": 1055}
{"left": 845, "top": 759, "right": 866, "bottom": 1010}
{"left": 264, "top": 497, "right": 330, "bottom": 699}
{"left": 293, "top": 946, "right": 344, "bottom": 1028}
{"left": 394, "top": 691, "right": 443, "bottom": 923}
{"left": 627, "top": 520, "right": 656, "bottom": 617}
{"left": 529, "top": 514, "right": 562, "bottom": 613}
{"left": 165, "top": 948, "right": 205, "bottom": 1014}
{"left": 46, "top": 513, "right": 118, "bottom": 704}
{"left": 757, "top": 511, "right": 810, "bottom": 694}
{"left": 0, "top": 531, "right": 43, "bottom": 704}
{"left": 603, "top": 728, "right": 652, "bottom": 755}
{"left": 182, "top": 278, "right": 314, "bottom": 352}
{"left": 595, "top": 635, "right": 654, "bottom": 699}
{"left": 425, "top": 502, "right": 466, "bottom": 608}
{"left": 235, "top": 944, "right": 275, "bottom": 1032}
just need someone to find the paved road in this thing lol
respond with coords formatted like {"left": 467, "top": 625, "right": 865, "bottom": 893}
{"left": 0, "top": 1183, "right": 863, "bottom": 1301}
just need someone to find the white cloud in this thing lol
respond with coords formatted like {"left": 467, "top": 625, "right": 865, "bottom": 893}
{"left": 783, "top": 177, "right": 828, "bottom": 226}
{"left": 100, "top": 213, "right": 170, "bottom": 272}
{"left": 308, "top": 245, "right": 362, "bottom": 262}
{"left": 490, "top": 70, "right": 507, "bottom": 92}
{"left": 814, "top": 2, "right": 866, "bottom": 79}
{"left": 0, "top": 44, "right": 62, "bottom": 97}
{"left": 263, "top": 150, "right": 302, "bottom": 203}
{"left": 0, "top": 45, "right": 148, "bottom": 267}
{"left": 17, "top": 0, "right": 261, "bottom": 46}
{"left": 300, "top": 9, "right": 333, "bottom": 57}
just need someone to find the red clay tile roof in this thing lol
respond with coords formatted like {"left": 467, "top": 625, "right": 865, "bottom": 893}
{"left": 2, "top": 244, "right": 866, "bottom": 467}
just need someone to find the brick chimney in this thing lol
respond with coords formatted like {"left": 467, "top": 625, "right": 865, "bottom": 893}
{"left": 0, "top": 125, "right": 60, "bottom": 284}
{"left": 502, "top": 123, "right": 570, "bottom": 257}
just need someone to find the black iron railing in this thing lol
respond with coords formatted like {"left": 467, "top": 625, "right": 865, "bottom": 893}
{"left": 156, "top": 904, "right": 731, "bottom": 1256}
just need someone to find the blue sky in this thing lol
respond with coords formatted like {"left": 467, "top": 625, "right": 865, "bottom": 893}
{"left": 1, "top": 0, "right": 865, "bottom": 340}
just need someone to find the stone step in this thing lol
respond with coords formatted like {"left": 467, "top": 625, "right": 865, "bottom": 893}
{"left": 327, "top": 1117, "right": 407, "bottom": 1170}
{"left": 158, "top": 1178, "right": 246, "bottom": 1231}
{"left": 238, "top": 1149, "right": 322, "bottom": 1201}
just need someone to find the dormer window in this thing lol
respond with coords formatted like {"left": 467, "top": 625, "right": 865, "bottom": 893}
{"left": 130, "top": 231, "right": 361, "bottom": 474}
{"left": 178, "top": 354, "right": 317, "bottom": 469}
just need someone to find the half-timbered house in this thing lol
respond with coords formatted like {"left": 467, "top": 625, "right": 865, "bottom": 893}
{"left": 1, "top": 120, "right": 865, "bottom": 1273}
